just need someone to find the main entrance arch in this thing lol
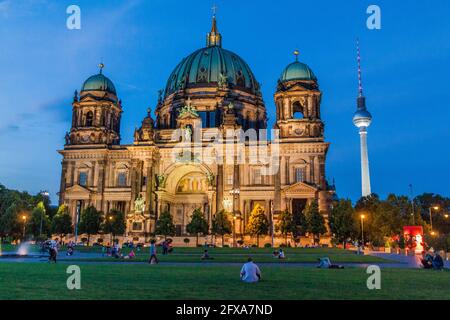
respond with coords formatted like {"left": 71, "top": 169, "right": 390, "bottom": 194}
{"left": 157, "top": 163, "right": 215, "bottom": 235}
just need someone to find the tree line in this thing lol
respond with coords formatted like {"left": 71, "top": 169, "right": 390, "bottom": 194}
{"left": 1, "top": 184, "right": 449, "bottom": 250}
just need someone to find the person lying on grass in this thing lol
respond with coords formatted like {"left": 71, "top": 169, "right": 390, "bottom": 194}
{"left": 317, "top": 257, "right": 344, "bottom": 269}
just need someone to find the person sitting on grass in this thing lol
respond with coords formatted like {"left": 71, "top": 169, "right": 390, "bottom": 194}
{"left": 240, "top": 257, "right": 261, "bottom": 283}
{"left": 317, "top": 257, "right": 344, "bottom": 269}
{"left": 201, "top": 249, "right": 214, "bottom": 260}
{"left": 432, "top": 251, "right": 444, "bottom": 270}
{"left": 272, "top": 250, "right": 279, "bottom": 258}
{"left": 124, "top": 249, "right": 136, "bottom": 260}
{"left": 421, "top": 251, "right": 434, "bottom": 269}
{"left": 278, "top": 248, "right": 286, "bottom": 259}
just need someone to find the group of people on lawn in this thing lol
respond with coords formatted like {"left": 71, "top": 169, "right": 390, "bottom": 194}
{"left": 420, "top": 249, "right": 445, "bottom": 270}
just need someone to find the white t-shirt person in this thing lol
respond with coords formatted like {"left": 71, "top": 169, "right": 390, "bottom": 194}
{"left": 240, "top": 258, "right": 261, "bottom": 283}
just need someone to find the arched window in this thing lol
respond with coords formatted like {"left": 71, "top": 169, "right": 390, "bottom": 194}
{"left": 292, "top": 101, "right": 304, "bottom": 119}
{"left": 85, "top": 111, "right": 94, "bottom": 126}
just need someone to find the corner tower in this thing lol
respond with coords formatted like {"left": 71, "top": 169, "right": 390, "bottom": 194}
{"left": 273, "top": 50, "right": 331, "bottom": 217}
{"left": 66, "top": 63, "right": 122, "bottom": 146}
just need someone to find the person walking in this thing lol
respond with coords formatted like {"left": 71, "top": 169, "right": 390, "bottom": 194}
{"left": 149, "top": 239, "right": 158, "bottom": 264}
{"left": 48, "top": 239, "right": 58, "bottom": 263}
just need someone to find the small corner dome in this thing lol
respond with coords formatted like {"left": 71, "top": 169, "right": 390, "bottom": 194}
{"left": 279, "top": 61, "right": 316, "bottom": 82}
{"left": 81, "top": 73, "right": 117, "bottom": 95}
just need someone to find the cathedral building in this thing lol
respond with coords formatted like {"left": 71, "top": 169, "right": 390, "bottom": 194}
{"left": 58, "top": 15, "right": 333, "bottom": 240}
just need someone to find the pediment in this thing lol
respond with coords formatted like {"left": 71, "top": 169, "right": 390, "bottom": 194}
{"left": 282, "top": 182, "right": 318, "bottom": 195}
{"left": 65, "top": 184, "right": 92, "bottom": 194}
{"left": 178, "top": 112, "right": 200, "bottom": 120}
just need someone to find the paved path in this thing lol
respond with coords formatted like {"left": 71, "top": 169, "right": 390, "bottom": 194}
{"left": 1, "top": 251, "right": 448, "bottom": 269}
{"left": 368, "top": 251, "right": 450, "bottom": 269}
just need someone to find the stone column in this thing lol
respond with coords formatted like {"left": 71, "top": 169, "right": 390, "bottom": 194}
{"left": 314, "top": 156, "right": 320, "bottom": 186}
{"left": 59, "top": 160, "right": 68, "bottom": 205}
{"left": 309, "top": 156, "right": 315, "bottom": 184}
{"left": 216, "top": 164, "right": 224, "bottom": 211}
{"left": 274, "top": 164, "right": 282, "bottom": 215}
{"left": 285, "top": 156, "right": 290, "bottom": 185}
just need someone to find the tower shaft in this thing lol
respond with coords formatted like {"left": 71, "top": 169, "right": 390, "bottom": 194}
{"left": 359, "top": 128, "right": 371, "bottom": 197}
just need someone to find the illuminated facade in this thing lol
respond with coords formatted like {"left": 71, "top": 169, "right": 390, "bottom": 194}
{"left": 58, "top": 16, "right": 333, "bottom": 240}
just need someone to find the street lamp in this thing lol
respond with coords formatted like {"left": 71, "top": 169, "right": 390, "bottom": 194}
{"left": 108, "top": 215, "right": 114, "bottom": 244}
{"left": 429, "top": 205, "right": 439, "bottom": 231}
{"left": 360, "top": 214, "right": 365, "bottom": 246}
{"left": 229, "top": 188, "right": 240, "bottom": 248}
{"left": 22, "top": 215, "right": 27, "bottom": 240}
{"left": 232, "top": 215, "right": 237, "bottom": 248}
{"left": 39, "top": 191, "right": 49, "bottom": 236}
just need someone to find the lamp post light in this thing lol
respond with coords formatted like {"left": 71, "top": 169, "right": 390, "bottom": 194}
{"left": 232, "top": 215, "right": 237, "bottom": 248}
{"left": 360, "top": 214, "right": 365, "bottom": 246}
{"left": 74, "top": 201, "right": 81, "bottom": 245}
{"left": 429, "top": 206, "right": 439, "bottom": 231}
{"left": 22, "top": 215, "right": 27, "bottom": 240}
{"left": 39, "top": 191, "right": 49, "bottom": 236}
{"left": 229, "top": 188, "right": 240, "bottom": 248}
{"left": 108, "top": 215, "right": 114, "bottom": 244}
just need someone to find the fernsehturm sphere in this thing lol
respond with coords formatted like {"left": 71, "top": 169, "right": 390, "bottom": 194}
{"left": 353, "top": 40, "right": 372, "bottom": 197}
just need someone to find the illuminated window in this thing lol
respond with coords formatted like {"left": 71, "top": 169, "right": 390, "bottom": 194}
{"left": 78, "top": 172, "right": 88, "bottom": 186}
{"left": 227, "top": 174, "right": 233, "bottom": 185}
{"left": 295, "top": 168, "right": 304, "bottom": 183}
{"left": 254, "top": 169, "right": 262, "bottom": 184}
{"left": 85, "top": 111, "right": 94, "bottom": 126}
{"left": 118, "top": 173, "right": 127, "bottom": 187}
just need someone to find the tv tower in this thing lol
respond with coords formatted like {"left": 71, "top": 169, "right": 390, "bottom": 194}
{"left": 353, "top": 39, "right": 373, "bottom": 197}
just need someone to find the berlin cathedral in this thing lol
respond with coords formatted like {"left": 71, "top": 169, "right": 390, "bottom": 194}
{"left": 58, "top": 15, "right": 334, "bottom": 240}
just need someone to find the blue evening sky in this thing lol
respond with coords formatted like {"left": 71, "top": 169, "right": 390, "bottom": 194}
{"left": 0, "top": 0, "right": 449, "bottom": 204}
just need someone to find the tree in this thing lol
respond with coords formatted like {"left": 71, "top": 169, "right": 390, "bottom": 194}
{"left": 354, "top": 194, "right": 381, "bottom": 244}
{"left": 211, "top": 210, "right": 232, "bottom": 247}
{"left": 276, "top": 210, "right": 294, "bottom": 245}
{"left": 371, "top": 200, "right": 404, "bottom": 247}
{"left": 155, "top": 211, "right": 175, "bottom": 240}
{"left": 0, "top": 203, "right": 25, "bottom": 241}
{"left": 292, "top": 207, "right": 308, "bottom": 240}
{"left": 186, "top": 208, "right": 209, "bottom": 246}
{"left": 51, "top": 205, "right": 73, "bottom": 240}
{"left": 328, "top": 199, "right": 357, "bottom": 248}
{"left": 305, "top": 200, "right": 327, "bottom": 244}
{"left": 246, "top": 204, "right": 269, "bottom": 247}
{"left": 102, "top": 209, "right": 126, "bottom": 241}
{"left": 28, "top": 202, "right": 50, "bottom": 238}
{"left": 78, "top": 206, "right": 103, "bottom": 246}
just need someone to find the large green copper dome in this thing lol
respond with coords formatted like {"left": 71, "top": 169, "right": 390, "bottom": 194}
{"left": 164, "top": 46, "right": 259, "bottom": 97}
{"left": 81, "top": 71, "right": 116, "bottom": 95}
{"left": 279, "top": 61, "right": 316, "bottom": 82}
{"left": 164, "top": 16, "right": 259, "bottom": 97}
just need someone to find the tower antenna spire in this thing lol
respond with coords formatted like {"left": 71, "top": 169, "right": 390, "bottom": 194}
{"left": 357, "top": 38, "right": 363, "bottom": 97}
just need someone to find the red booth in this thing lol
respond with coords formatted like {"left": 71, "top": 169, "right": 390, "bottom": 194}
{"left": 403, "top": 226, "right": 424, "bottom": 254}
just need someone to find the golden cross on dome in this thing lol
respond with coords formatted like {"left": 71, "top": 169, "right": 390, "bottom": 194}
{"left": 293, "top": 50, "right": 299, "bottom": 61}
{"left": 99, "top": 62, "right": 105, "bottom": 74}
{"left": 211, "top": 4, "right": 218, "bottom": 16}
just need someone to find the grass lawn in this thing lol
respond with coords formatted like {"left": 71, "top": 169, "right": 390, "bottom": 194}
{"left": 0, "top": 263, "right": 448, "bottom": 300}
